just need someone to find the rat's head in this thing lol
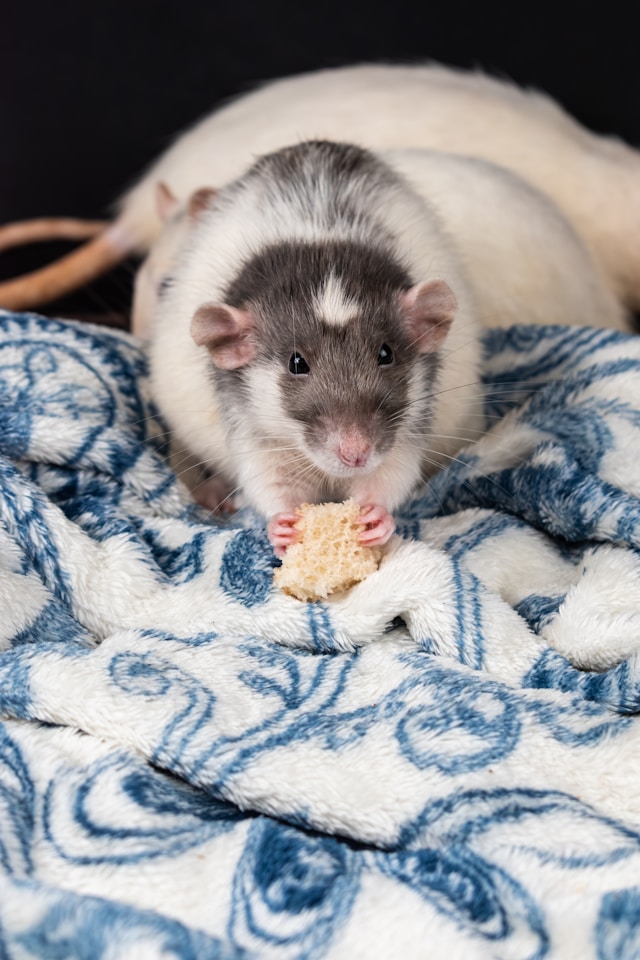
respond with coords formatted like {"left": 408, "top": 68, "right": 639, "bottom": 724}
{"left": 191, "top": 240, "right": 457, "bottom": 477}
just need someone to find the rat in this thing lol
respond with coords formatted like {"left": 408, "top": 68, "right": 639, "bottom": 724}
{"left": 149, "top": 141, "right": 483, "bottom": 554}
{"left": 1, "top": 62, "right": 640, "bottom": 320}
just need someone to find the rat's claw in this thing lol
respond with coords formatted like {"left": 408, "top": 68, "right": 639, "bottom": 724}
{"left": 357, "top": 503, "right": 395, "bottom": 546}
{"left": 267, "top": 512, "right": 301, "bottom": 557}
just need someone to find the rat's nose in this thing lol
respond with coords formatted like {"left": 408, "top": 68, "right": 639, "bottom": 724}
{"left": 337, "top": 433, "right": 371, "bottom": 468}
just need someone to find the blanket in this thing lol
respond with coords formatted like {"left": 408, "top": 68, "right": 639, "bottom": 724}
{"left": 0, "top": 309, "right": 639, "bottom": 960}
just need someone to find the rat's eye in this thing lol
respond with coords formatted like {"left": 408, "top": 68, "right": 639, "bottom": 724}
{"left": 289, "top": 352, "right": 310, "bottom": 375}
{"left": 157, "top": 275, "right": 173, "bottom": 296}
{"left": 377, "top": 343, "right": 393, "bottom": 366}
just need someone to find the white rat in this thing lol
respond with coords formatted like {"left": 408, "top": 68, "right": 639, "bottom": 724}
{"left": 121, "top": 63, "right": 640, "bottom": 315}
{"left": 1, "top": 62, "right": 639, "bottom": 323}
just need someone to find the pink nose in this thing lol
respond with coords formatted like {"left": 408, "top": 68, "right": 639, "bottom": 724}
{"left": 338, "top": 436, "right": 371, "bottom": 468}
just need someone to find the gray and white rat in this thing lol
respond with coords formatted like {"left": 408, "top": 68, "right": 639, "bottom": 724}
{"left": 150, "top": 141, "right": 482, "bottom": 553}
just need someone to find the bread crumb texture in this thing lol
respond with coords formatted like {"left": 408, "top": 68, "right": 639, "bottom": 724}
{"left": 274, "top": 499, "right": 382, "bottom": 602}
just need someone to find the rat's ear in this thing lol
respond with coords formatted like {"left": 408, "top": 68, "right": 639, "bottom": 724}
{"left": 401, "top": 280, "right": 457, "bottom": 353}
{"left": 155, "top": 182, "right": 180, "bottom": 223}
{"left": 191, "top": 303, "right": 256, "bottom": 369}
{"left": 187, "top": 187, "right": 217, "bottom": 220}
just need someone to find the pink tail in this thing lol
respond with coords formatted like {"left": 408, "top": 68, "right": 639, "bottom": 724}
{"left": 0, "top": 218, "right": 132, "bottom": 311}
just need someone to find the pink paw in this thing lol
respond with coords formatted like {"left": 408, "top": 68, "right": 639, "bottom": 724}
{"left": 356, "top": 503, "right": 395, "bottom": 546}
{"left": 267, "top": 512, "right": 301, "bottom": 558}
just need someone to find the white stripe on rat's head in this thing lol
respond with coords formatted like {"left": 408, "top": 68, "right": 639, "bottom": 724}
{"left": 313, "top": 272, "right": 361, "bottom": 328}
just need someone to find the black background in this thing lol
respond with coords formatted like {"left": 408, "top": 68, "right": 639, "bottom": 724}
{"left": 2, "top": 0, "right": 639, "bottom": 320}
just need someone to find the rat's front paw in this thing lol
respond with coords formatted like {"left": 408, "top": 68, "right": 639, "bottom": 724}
{"left": 356, "top": 503, "right": 395, "bottom": 546}
{"left": 267, "top": 512, "right": 301, "bottom": 558}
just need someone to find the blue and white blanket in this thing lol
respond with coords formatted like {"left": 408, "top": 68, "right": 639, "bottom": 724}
{"left": 0, "top": 310, "right": 639, "bottom": 960}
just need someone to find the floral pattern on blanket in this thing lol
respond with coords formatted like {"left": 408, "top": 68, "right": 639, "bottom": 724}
{"left": 0, "top": 310, "right": 638, "bottom": 959}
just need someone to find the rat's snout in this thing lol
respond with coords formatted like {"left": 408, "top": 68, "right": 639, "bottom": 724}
{"left": 307, "top": 417, "right": 380, "bottom": 477}
{"left": 336, "top": 430, "right": 372, "bottom": 468}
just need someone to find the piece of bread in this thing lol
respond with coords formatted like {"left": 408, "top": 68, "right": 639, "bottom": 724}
{"left": 274, "top": 499, "right": 382, "bottom": 602}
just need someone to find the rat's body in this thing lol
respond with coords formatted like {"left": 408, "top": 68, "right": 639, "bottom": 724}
{"left": 151, "top": 141, "right": 482, "bottom": 548}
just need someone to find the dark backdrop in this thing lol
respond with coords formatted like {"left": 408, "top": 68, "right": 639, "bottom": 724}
{"left": 2, "top": 0, "right": 639, "bottom": 320}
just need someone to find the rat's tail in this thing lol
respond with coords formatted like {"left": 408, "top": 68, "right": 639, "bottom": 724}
{"left": 0, "top": 217, "right": 107, "bottom": 252}
{"left": 0, "top": 217, "right": 134, "bottom": 310}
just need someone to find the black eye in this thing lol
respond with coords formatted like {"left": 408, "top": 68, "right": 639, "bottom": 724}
{"left": 378, "top": 343, "right": 393, "bottom": 366}
{"left": 289, "top": 352, "right": 310, "bottom": 375}
{"left": 157, "top": 275, "right": 173, "bottom": 296}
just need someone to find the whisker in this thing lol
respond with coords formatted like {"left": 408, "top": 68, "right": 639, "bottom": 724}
{"left": 419, "top": 453, "right": 513, "bottom": 502}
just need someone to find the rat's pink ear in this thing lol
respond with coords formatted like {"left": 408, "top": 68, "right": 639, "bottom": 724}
{"left": 187, "top": 187, "right": 217, "bottom": 220}
{"left": 191, "top": 303, "right": 256, "bottom": 369}
{"left": 401, "top": 280, "right": 457, "bottom": 353}
{"left": 155, "top": 182, "right": 180, "bottom": 223}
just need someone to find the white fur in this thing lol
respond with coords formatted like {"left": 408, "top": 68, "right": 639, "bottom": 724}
{"left": 313, "top": 273, "right": 361, "bottom": 327}
{"left": 236, "top": 362, "right": 311, "bottom": 517}
{"left": 131, "top": 203, "right": 195, "bottom": 338}
{"left": 383, "top": 150, "right": 626, "bottom": 331}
